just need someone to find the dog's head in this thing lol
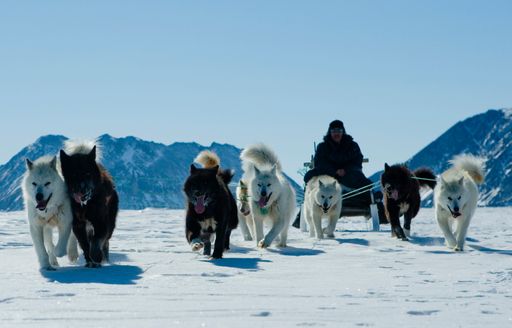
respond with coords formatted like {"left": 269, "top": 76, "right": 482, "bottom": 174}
{"left": 237, "top": 180, "right": 251, "bottom": 216}
{"left": 438, "top": 176, "right": 466, "bottom": 218}
{"left": 184, "top": 164, "right": 220, "bottom": 216}
{"left": 314, "top": 179, "right": 341, "bottom": 214}
{"left": 59, "top": 147, "right": 101, "bottom": 206}
{"left": 381, "top": 163, "right": 412, "bottom": 201}
{"left": 251, "top": 165, "right": 279, "bottom": 209}
{"left": 23, "top": 156, "right": 62, "bottom": 212}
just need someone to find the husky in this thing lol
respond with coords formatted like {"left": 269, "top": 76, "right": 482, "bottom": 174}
{"left": 303, "top": 175, "right": 342, "bottom": 239}
{"left": 184, "top": 150, "right": 238, "bottom": 259}
{"left": 22, "top": 156, "right": 78, "bottom": 271}
{"left": 434, "top": 154, "right": 485, "bottom": 251}
{"left": 236, "top": 180, "right": 254, "bottom": 241}
{"left": 240, "top": 144, "right": 296, "bottom": 248}
{"left": 60, "top": 140, "right": 119, "bottom": 268}
{"left": 381, "top": 164, "right": 437, "bottom": 241}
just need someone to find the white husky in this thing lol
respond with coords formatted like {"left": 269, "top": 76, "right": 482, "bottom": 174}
{"left": 434, "top": 154, "right": 485, "bottom": 251}
{"left": 240, "top": 144, "right": 296, "bottom": 248}
{"left": 22, "top": 156, "right": 78, "bottom": 270}
{"left": 303, "top": 175, "right": 342, "bottom": 239}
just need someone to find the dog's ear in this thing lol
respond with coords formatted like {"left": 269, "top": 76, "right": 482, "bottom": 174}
{"left": 254, "top": 166, "right": 261, "bottom": 176}
{"left": 384, "top": 163, "right": 390, "bottom": 171}
{"left": 239, "top": 180, "right": 245, "bottom": 187}
{"left": 332, "top": 180, "right": 337, "bottom": 188}
{"left": 190, "top": 164, "right": 198, "bottom": 174}
{"left": 88, "top": 146, "right": 96, "bottom": 162}
{"left": 270, "top": 164, "right": 277, "bottom": 175}
{"left": 457, "top": 177, "right": 464, "bottom": 186}
{"left": 318, "top": 180, "right": 324, "bottom": 188}
{"left": 440, "top": 175, "right": 447, "bottom": 186}
{"left": 210, "top": 165, "right": 219, "bottom": 174}
{"left": 25, "top": 158, "right": 33, "bottom": 171}
{"left": 59, "top": 149, "right": 69, "bottom": 162}
{"left": 49, "top": 156, "right": 57, "bottom": 170}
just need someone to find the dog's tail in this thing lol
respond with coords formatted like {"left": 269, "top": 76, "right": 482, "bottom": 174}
{"left": 63, "top": 139, "right": 102, "bottom": 160}
{"left": 413, "top": 168, "right": 437, "bottom": 190}
{"left": 450, "top": 154, "right": 486, "bottom": 184}
{"left": 240, "top": 143, "right": 282, "bottom": 172}
{"left": 195, "top": 150, "right": 220, "bottom": 169}
{"left": 195, "top": 150, "right": 234, "bottom": 185}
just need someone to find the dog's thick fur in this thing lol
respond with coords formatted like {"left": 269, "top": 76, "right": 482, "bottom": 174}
{"left": 240, "top": 144, "right": 296, "bottom": 248}
{"left": 381, "top": 164, "right": 436, "bottom": 240}
{"left": 434, "top": 154, "right": 485, "bottom": 251}
{"left": 60, "top": 140, "right": 119, "bottom": 268}
{"left": 236, "top": 180, "right": 254, "bottom": 241}
{"left": 184, "top": 150, "right": 238, "bottom": 259}
{"left": 303, "top": 175, "right": 342, "bottom": 239}
{"left": 22, "top": 156, "right": 78, "bottom": 270}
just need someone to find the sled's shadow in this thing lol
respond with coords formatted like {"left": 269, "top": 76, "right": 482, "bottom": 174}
{"left": 336, "top": 238, "right": 369, "bottom": 246}
{"left": 266, "top": 246, "right": 325, "bottom": 257}
{"left": 468, "top": 244, "right": 512, "bottom": 256}
{"left": 207, "top": 257, "right": 271, "bottom": 271}
{"left": 41, "top": 252, "right": 142, "bottom": 285}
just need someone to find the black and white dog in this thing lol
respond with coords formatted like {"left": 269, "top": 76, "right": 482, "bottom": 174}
{"left": 60, "top": 140, "right": 119, "bottom": 268}
{"left": 381, "top": 163, "right": 436, "bottom": 241}
{"left": 183, "top": 151, "right": 238, "bottom": 259}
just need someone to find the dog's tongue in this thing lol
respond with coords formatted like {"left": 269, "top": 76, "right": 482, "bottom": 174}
{"left": 258, "top": 197, "right": 267, "bottom": 208}
{"left": 452, "top": 212, "right": 462, "bottom": 218}
{"left": 73, "top": 193, "right": 83, "bottom": 204}
{"left": 390, "top": 190, "right": 399, "bottom": 200}
{"left": 195, "top": 196, "right": 206, "bottom": 214}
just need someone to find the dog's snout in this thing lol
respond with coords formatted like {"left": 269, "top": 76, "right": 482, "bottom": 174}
{"left": 36, "top": 193, "right": 44, "bottom": 201}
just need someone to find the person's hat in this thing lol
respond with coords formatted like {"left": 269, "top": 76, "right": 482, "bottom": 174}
{"left": 329, "top": 120, "right": 345, "bottom": 133}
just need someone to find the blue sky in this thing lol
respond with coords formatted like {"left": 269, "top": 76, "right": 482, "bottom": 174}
{"left": 1, "top": 1, "right": 511, "bottom": 182}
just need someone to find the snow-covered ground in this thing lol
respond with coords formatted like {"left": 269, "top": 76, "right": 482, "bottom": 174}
{"left": 1, "top": 208, "right": 511, "bottom": 327}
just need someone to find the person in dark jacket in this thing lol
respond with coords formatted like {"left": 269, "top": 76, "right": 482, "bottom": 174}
{"left": 294, "top": 120, "right": 386, "bottom": 228}
{"left": 305, "top": 120, "right": 372, "bottom": 192}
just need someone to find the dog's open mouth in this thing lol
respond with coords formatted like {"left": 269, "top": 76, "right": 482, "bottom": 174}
{"left": 194, "top": 195, "right": 206, "bottom": 214}
{"left": 258, "top": 193, "right": 272, "bottom": 208}
{"left": 448, "top": 206, "right": 462, "bottom": 218}
{"left": 36, "top": 193, "right": 52, "bottom": 211}
{"left": 387, "top": 189, "right": 399, "bottom": 201}
{"left": 73, "top": 192, "right": 91, "bottom": 206}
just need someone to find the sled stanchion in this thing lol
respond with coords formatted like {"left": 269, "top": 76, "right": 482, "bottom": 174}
{"left": 369, "top": 192, "right": 380, "bottom": 231}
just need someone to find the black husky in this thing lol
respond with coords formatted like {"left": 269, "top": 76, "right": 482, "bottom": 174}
{"left": 60, "top": 143, "right": 119, "bottom": 268}
{"left": 380, "top": 163, "right": 436, "bottom": 241}
{"left": 183, "top": 151, "right": 238, "bottom": 259}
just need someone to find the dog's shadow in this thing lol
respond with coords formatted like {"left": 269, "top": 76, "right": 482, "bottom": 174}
{"left": 408, "top": 236, "right": 446, "bottom": 247}
{"left": 468, "top": 244, "right": 512, "bottom": 256}
{"left": 266, "top": 246, "right": 325, "bottom": 257}
{"left": 41, "top": 253, "right": 143, "bottom": 285}
{"left": 336, "top": 238, "right": 370, "bottom": 246}
{"left": 206, "top": 257, "right": 272, "bottom": 271}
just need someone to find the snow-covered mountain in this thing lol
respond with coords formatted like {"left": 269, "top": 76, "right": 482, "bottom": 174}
{"left": 370, "top": 108, "right": 512, "bottom": 206}
{"left": 0, "top": 135, "right": 303, "bottom": 211}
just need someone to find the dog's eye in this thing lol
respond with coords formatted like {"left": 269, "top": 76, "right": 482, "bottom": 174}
{"left": 329, "top": 196, "right": 333, "bottom": 199}
{"left": 267, "top": 184, "right": 271, "bottom": 187}
{"left": 321, "top": 195, "right": 325, "bottom": 198}
{"left": 448, "top": 197, "right": 452, "bottom": 201}
{"left": 257, "top": 184, "right": 262, "bottom": 187}
{"left": 32, "top": 182, "right": 37, "bottom": 186}
{"left": 457, "top": 196, "right": 461, "bottom": 200}
{"left": 44, "top": 182, "right": 51, "bottom": 187}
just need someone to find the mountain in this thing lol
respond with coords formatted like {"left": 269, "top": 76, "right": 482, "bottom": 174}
{"left": 370, "top": 108, "right": 512, "bottom": 206}
{"left": 0, "top": 135, "right": 303, "bottom": 211}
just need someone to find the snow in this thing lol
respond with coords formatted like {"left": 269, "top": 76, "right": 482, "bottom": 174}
{"left": 1, "top": 208, "right": 511, "bottom": 327}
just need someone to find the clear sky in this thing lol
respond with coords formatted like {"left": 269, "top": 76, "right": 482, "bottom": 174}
{"left": 1, "top": 1, "right": 511, "bottom": 182}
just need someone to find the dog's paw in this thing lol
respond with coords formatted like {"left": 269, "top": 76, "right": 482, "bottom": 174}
{"left": 210, "top": 252, "right": 223, "bottom": 260}
{"left": 258, "top": 240, "right": 269, "bottom": 248}
{"left": 404, "top": 229, "right": 411, "bottom": 238}
{"left": 49, "top": 256, "right": 59, "bottom": 267}
{"left": 454, "top": 246, "right": 463, "bottom": 252}
{"left": 85, "top": 262, "right": 101, "bottom": 268}
{"left": 276, "top": 241, "right": 287, "bottom": 248}
{"left": 67, "top": 249, "right": 79, "bottom": 264}
{"left": 325, "top": 233, "right": 335, "bottom": 239}
{"left": 191, "top": 242, "right": 204, "bottom": 252}
{"left": 244, "top": 235, "right": 253, "bottom": 241}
